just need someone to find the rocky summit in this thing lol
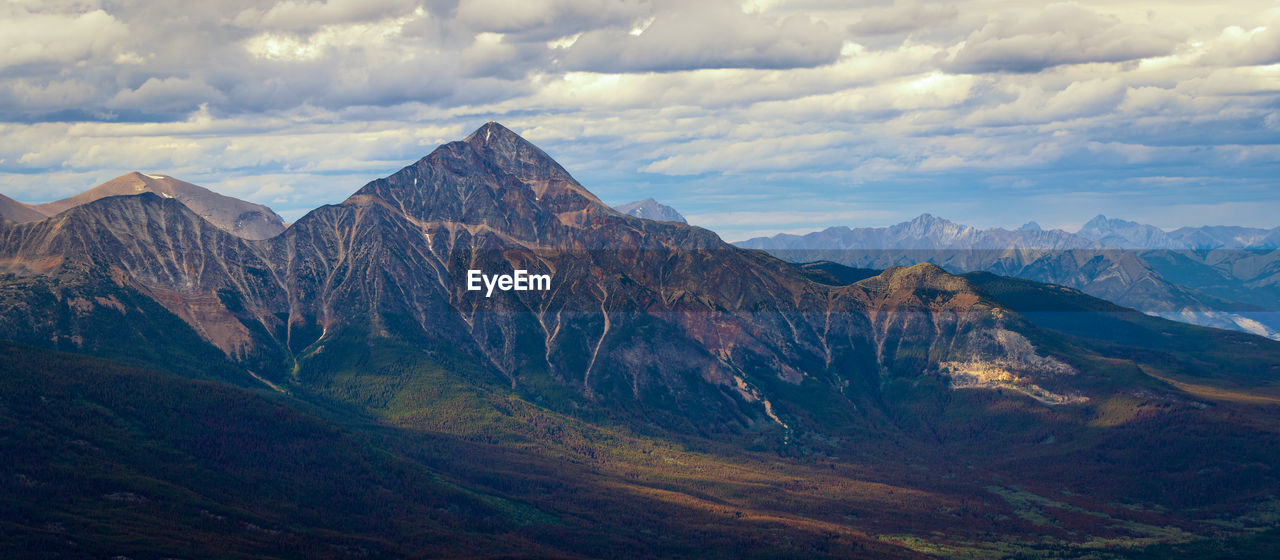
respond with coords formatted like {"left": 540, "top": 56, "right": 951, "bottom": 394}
{"left": 615, "top": 198, "right": 688, "bottom": 223}
{"left": 28, "top": 171, "right": 286, "bottom": 240}
{"left": 0, "top": 123, "right": 1082, "bottom": 433}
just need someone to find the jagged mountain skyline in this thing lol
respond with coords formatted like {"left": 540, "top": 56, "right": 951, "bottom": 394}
{"left": 3, "top": 171, "right": 287, "bottom": 240}
{"left": 6, "top": 174, "right": 1274, "bottom": 249}
{"left": 736, "top": 212, "right": 1280, "bottom": 340}
{"left": 4, "top": 126, "right": 1275, "bottom": 344}
{"left": 0, "top": 121, "right": 1092, "bottom": 431}
{"left": 6, "top": 120, "right": 1280, "bottom": 558}
{"left": 739, "top": 212, "right": 1280, "bottom": 250}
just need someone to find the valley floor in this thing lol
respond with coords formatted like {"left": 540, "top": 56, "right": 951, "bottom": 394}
{"left": 4, "top": 341, "right": 1280, "bottom": 559}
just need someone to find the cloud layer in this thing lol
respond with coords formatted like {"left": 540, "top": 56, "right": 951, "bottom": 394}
{"left": 1, "top": 0, "right": 1277, "bottom": 240}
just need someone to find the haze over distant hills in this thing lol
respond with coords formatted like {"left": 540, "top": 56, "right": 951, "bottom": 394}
{"left": 737, "top": 213, "right": 1280, "bottom": 339}
{"left": 739, "top": 213, "right": 1280, "bottom": 252}
{"left": 1078, "top": 215, "right": 1280, "bottom": 250}
{"left": 5, "top": 172, "right": 286, "bottom": 240}
{"left": 614, "top": 198, "right": 687, "bottom": 224}
{"left": 3, "top": 123, "right": 1280, "bottom": 558}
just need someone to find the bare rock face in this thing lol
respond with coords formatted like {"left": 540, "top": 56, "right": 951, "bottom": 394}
{"left": 31, "top": 172, "right": 286, "bottom": 240}
{"left": 0, "top": 194, "right": 287, "bottom": 371}
{"left": 0, "top": 123, "right": 1159, "bottom": 435}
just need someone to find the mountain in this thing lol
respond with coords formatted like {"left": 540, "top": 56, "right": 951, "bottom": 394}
{"left": 1076, "top": 214, "right": 1182, "bottom": 249}
{"left": 0, "top": 124, "right": 1085, "bottom": 435}
{"left": 29, "top": 172, "right": 286, "bottom": 240}
{"left": 737, "top": 214, "right": 1280, "bottom": 339}
{"left": 1069, "top": 217, "right": 1280, "bottom": 333}
{"left": 739, "top": 213, "right": 1093, "bottom": 252}
{"left": 1167, "top": 225, "right": 1280, "bottom": 250}
{"left": 1076, "top": 216, "right": 1280, "bottom": 251}
{"left": 615, "top": 197, "right": 688, "bottom": 223}
{"left": 0, "top": 193, "right": 44, "bottom": 224}
{"left": 794, "top": 260, "right": 881, "bottom": 285}
{"left": 4, "top": 122, "right": 1280, "bottom": 557}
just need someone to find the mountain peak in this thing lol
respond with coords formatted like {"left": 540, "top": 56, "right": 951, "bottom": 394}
{"left": 861, "top": 262, "right": 979, "bottom": 295}
{"left": 1081, "top": 214, "right": 1119, "bottom": 232}
{"left": 462, "top": 122, "right": 554, "bottom": 167}
{"left": 464, "top": 121, "right": 523, "bottom": 146}
{"left": 453, "top": 122, "right": 608, "bottom": 210}
{"left": 904, "top": 213, "right": 961, "bottom": 231}
{"left": 1080, "top": 214, "right": 1151, "bottom": 233}
{"left": 908, "top": 213, "right": 953, "bottom": 226}
{"left": 31, "top": 172, "right": 285, "bottom": 240}
{"left": 345, "top": 123, "right": 619, "bottom": 243}
{"left": 0, "top": 193, "right": 47, "bottom": 223}
{"left": 614, "top": 198, "right": 687, "bottom": 224}
{"left": 1018, "top": 221, "right": 1042, "bottom": 231}
{"left": 1078, "top": 214, "right": 1177, "bottom": 249}
{"left": 458, "top": 122, "right": 579, "bottom": 190}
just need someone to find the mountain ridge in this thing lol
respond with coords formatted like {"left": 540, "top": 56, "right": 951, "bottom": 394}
{"left": 0, "top": 126, "right": 1092, "bottom": 436}
{"left": 736, "top": 213, "right": 1280, "bottom": 339}
{"left": 0, "top": 193, "right": 45, "bottom": 224}
{"left": 20, "top": 171, "right": 286, "bottom": 240}
{"left": 5, "top": 122, "right": 1280, "bottom": 556}
{"left": 1078, "top": 214, "right": 1181, "bottom": 250}
{"left": 615, "top": 198, "right": 688, "bottom": 224}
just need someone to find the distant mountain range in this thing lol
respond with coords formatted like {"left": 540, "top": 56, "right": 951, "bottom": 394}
{"left": 1079, "top": 215, "right": 1280, "bottom": 250}
{"left": 1, "top": 172, "right": 285, "bottom": 239}
{"left": 3, "top": 123, "right": 1280, "bottom": 557}
{"left": 738, "top": 213, "right": 1280, "bottom": 339}
{"left": 737, "top": 212, "right": 1280, "bottom": 253}
{"left": 614, "top": 198, "right": 687, "bottom": 223}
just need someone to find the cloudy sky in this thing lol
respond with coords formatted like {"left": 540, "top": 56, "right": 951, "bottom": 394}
{"left": 2, "top": 0, "right": 1277, "bottom": 240}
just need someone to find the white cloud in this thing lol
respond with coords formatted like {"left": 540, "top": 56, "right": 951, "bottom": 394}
{"left": 963, "top": 78, "right": 1127, "bottom": 126}
{"left": 106, "top": 78, "right": 227, "bottom": 114}
{"left": 2, "top": 78, "right": 101, "bottom": 111}
{"left": 0, "top": 9, "right": 128, "bottom": 70}
{"left": 1198, "top": 24, "right": 1280, "bottom": 67}
{"left": 455, "top": 0, "right": 650, "bottom": 40}
{"left": 235, "top": 0, "right": 422, "bottom": 31}
{"left": 459, "top": 32, "right": 545, "bottom": 79}
{"left": 1, "top": 0, "right": 1279, "bottom": 238}
{"left": 558, "top": 0, "right": 842, "bottom": 72}
{"left": 948, "top": 3, "right": 1180, "bottom": 73}
{"left": 242, "top": 8, "right": 429, "bottom": 62}
{"left": 642, "top": 131, "right": 848, "bottom": 174}
{"left": 848, "top": 0, "right": 959, "bottom": 36}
